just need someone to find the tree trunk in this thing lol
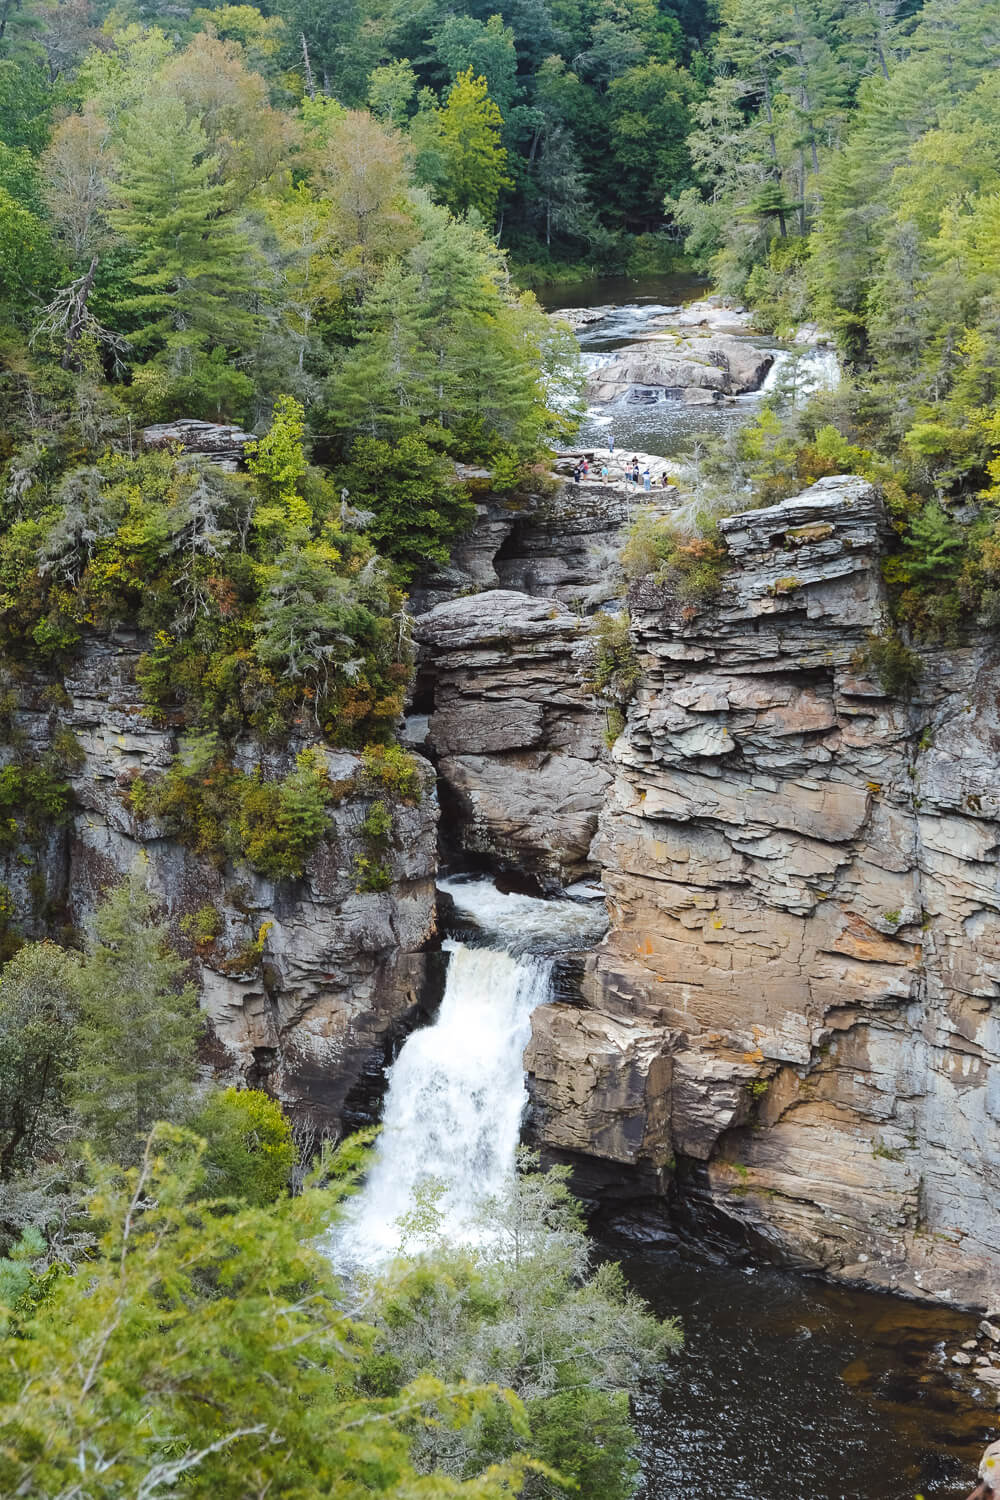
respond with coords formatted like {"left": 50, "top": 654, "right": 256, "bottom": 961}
{"left": 301, "top": 34, "right": 316, "bottom": 101}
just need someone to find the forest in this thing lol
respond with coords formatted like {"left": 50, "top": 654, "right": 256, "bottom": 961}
{"left": 1, "top": 0, "right": 1000, "bottom": 1493}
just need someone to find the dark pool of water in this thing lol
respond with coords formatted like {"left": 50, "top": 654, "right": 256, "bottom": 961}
{"left": 616, "top": 1250, "right": 993, "bottom": 1500}
{"left": 534, "top": 271, "right": 708, "bottom": 313}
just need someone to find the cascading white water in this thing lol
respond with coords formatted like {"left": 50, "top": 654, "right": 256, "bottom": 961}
{"left": 758, "top": 344, "right": 840, "bottom": 400}
{"left": 336, "top": 878, "right": 608, "bottom": 1269}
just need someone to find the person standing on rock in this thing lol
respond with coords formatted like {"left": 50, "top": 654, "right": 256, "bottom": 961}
{"left": 966, "top": 1439, "right": 1000, "bottom": 1500}
{"left": 572, "top": 462, "right": 581, "bottom": 484}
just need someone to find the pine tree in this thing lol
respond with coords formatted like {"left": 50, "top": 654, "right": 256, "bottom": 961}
{"left": 66, "top": 877, "right": 202, "bottom": 1164}
{"left": 109, "top": 94, "right": 259, "bottom": 362}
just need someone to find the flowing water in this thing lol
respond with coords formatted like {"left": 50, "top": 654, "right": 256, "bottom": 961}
{"left": 536, "top": 271, "right": 840, "bottom": 458}
{"left": 338, "top": 277, "right": 990, "bottom": 1494}
{"left": 336, "top": 878, "right": 608, "bottom": 1265}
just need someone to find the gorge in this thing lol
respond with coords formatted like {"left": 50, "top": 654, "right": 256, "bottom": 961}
{"left": 6, "top": 284, "right": 994, "bottom": 1497}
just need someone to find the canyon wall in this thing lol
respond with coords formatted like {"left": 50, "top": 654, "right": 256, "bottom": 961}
{"left": 10, "top": 457, "right": 998, "bottom": 1309}
{"left": 4, "top": 633, "right": 439, "bottom": 1135}
{"left": 524, "top": 476, "right": 1000, "bottom": 1310}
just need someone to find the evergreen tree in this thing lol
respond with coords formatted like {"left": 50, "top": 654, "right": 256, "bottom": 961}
{"left": 191, "top": 1087, "right": 296, "bottom": 1205}
{"left": 0, "top": 943, "right": 81, "bottom": 1184}
{"left": 66, "top": 878, "right": 202, "bottom": 1164}
{"left": 109, "top": 94, "right": 260, "bottom": 367}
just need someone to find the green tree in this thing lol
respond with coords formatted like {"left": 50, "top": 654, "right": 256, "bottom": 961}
{"left": 66, "top": 878, "right": 202, "bottom": 1164}
{"left": 0, "top": 942, "right": 81, "bottom": 1183}
{"left": 607, "top": 61, "right": 693, "bottom": 226}
{"left": 430, "top": 14, "right": 519, "bottom": 118}
{"left": 0, "top": 1128, "right": 532, "bottom": 1499}
{"left": 109, "top": 93, "right": 260, "bottom": 407}
{"left": 244, "top": 393, "right": 311, "bottom": 532}
{"left": 368, "top": 1154, "right": 680, "bottom": 1499}
{"left": 339, "top": 432, "right": 476, "bottom": 578}
{"left": 368, "top": 57, "right": 419, "bottom": 126}
{"left": 0, "top": 186, "right": 59, "bottom": 324}
{"left": 418, "top": 68, "right": 513, "bottom": 224}
{"left": 191, "top": 1087, "right": 296, "bottom": 1205}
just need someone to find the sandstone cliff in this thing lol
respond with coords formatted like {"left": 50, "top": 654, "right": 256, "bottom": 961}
{"left": 526, "top": 476, "right": 1000, "bottom": 1310}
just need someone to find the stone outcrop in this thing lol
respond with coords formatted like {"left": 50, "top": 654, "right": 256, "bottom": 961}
{"left": 585, "top": 335, "right": 774, "bottom": 406}
{"left": 141, "top": 420, "right": 255, "bottom": 471}
{"left": 6, "top": 633, "right": 439, "bottom": 1134}
{"left": 526, "top": 475, "right": 1000, "bottom": 1310}
{"left": 409, "top": 474, "right": 655, "bottom": 885}
{"left": 412, "top": 590, "right": 611, "bottom": 888}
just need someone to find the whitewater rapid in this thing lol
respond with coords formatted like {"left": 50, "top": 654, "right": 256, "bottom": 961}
{"left": 334, "top": 878, "right": 607, "bottom": 1267}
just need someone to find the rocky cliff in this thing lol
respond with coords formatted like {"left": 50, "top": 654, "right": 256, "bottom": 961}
{"left": 4, "top": 633, "right": 439, "bottom": 1136}
{"left": 409, "top": 480, "right": 633, "bottom": 887}
{"left": 525, "top": 476, "right": 1000, "bottom": 1310}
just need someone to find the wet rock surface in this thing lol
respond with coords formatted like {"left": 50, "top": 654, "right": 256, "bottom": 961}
{"left": 585, "top": 335, "right": 774, "bottom": 406}
{"left": 525, "top": 475, "right": 1000, "bottom": 1309}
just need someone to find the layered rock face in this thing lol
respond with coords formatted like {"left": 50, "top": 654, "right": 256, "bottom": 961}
{"left": 412, "top": 590, "right": 610, "bottom": 889}
{"left": 585, "top": 336, "right": 774, "bottom": 406}
{"left": 7, "top": 634, "right": 439, "bottom": 1134}
{"left": 410, "top": 478, "right": 640, "bottom": 886}
{"left": 527, "top": 476, "right": 1000, "bottom": 1308}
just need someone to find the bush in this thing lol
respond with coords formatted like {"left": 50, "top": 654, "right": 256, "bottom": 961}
{"left": 622, "top": 510, "right": 727, "bottom": 600}
{"left": 855, "top": 629, "right": 923, "bottom": 698}
{"left": 139, "top": 740, "right": 336, "bottom": 881}
{"left": 191, "top": 1088, "right": 296, "bottom": 1206}
{"left": 360, "top": 743, "right": 422, "bottom": 803}
{"left": 588, "top": 612, "right": 639, "bottom": 706}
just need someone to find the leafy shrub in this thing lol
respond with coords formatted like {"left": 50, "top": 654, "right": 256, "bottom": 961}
{"left": 360, "top": 743, "right": 422, "bottom": 803}
{"left": 179, "top": 904, "right": 223, "bottom": 947}
{"left": 854, "top": 629, "right": 923, "bottom": 698}
{"left": 191, "top": 1087, "right": 296, "bottom": 1206}
{"left": 622, "top": 510, "right": 727, "bottom": 600}
{"left": 361, "top": 799, "right": 393, "bottom": 843}
{"left": 588, "top": 612, "right": 639, "bottom": 706}
{"left": 140, "top": 740, "right": 336, "bottom": 881}
{"left": 353, "top": 852, "right": 393, "bottom": 893}
{"left": 0, "top": 748, "right": 77, "bottom": 852}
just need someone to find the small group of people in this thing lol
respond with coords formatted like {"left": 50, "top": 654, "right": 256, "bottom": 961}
{"left": 570, "top": 440, "right": 673, "bottom": 492}
{"left": 967, "top": 1439, "right": 1000, "bottom": 1500}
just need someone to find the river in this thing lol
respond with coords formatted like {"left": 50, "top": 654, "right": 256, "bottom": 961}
{"left": 337, "top": 877, "right": 990, "bottom": 1500}
{"left": 536, "top": 271, "right": 839, "bottom": 459}
{"left": 337, "top": 277, "right": 992, "bottom": 1499}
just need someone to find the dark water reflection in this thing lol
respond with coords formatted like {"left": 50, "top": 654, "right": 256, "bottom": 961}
{"left": 533, "top": 272, "right": 708, "bottom": 314}
{"left": 616, "top": 1251, "right": 993, "bottom": 1500}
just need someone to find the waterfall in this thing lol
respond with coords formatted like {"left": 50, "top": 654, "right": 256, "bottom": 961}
{"left": 336, "top": 878, "right": 608, "bottom": 1269}
{"left": 759, "top": 345, "right": 840, "bottom": 399}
